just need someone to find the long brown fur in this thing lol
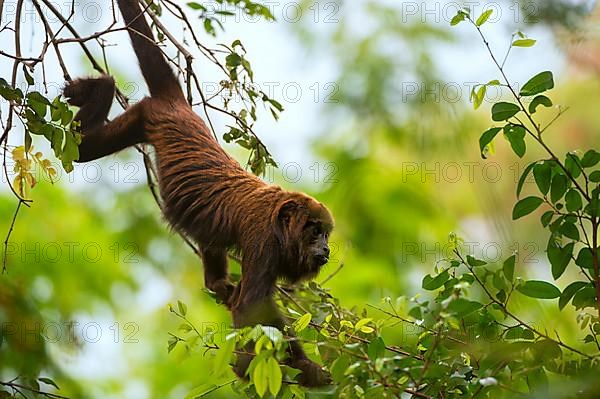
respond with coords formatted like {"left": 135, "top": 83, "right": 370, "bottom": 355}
{"left": 63, "top": 0, "right": 334, "bottom": 386}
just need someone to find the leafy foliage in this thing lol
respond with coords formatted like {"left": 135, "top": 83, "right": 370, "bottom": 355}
{"left": 0, "top": 77, "right": 80, "bottom": 182}
{"left": 169, "top": 7, "right": 600, "bottom": 399}
{"left": 2, "top": 2, "right": 600, "bottom": 399}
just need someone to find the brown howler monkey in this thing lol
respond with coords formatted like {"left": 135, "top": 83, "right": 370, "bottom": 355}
{"left": 63, "top": 0, "right": 334, "bottom": 387}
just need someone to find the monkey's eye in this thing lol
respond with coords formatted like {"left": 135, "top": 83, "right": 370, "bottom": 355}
{"left": 312, "top": 226, "right": 322, "bottom": 238}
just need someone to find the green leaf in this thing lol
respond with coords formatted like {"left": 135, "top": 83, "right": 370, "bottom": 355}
{"left": 585, "top": 199, "right": 600, "bottom": 217}
{"left": 293, "top": 313, "right": 311, "bottom": 332}
{"left": 214, "top": 335, "right": 235, "bottom": 377}
{"left": 547, "top": 241, "right": 574, "bottom": 280}
{"left": 267, "top": 98, "right": 284, "bottom": 112}
{"left": 289, "top": 385, "right": 305, "bottom": 399}
{"left": 448, "top": 298, "right": 482, "bottom": 317}
{"left": 513, "top": 196, "right": 543, "bottom": 220}
{"left": 513, "top": 38, "right": 537, "bottom": 47}
{"left": 241, "top": 58, "right": 254, "bottom": 81}
{"left": 479, "top": 127, "right": 501, "bottom": 159}
{"left": 581, "top": 150, "right": 600, "bottom": 168}
{"left": 467, "top": 255, "right": 487, "bottom": 267}
{"left": 576, "top": 248, "right": 597, "bottom": 269}
{"left": 422, "top": 269, "right": 450, "bottom": 290}
{"left": 573, "top": 286, "right": 596, "bottom": 309}
{"left": 177, "top": 300, "right": 187, "bottom": 316}
{"left": 527, "top": 367, "right": 549, "bottom": 392}
{"left": 528, "top": 95, "right": 552, "bottom": 114}
{"left": 492, "top": 102, "right": 520, "bottom": 121}
{"left": 51, "top": 129, "right": 63, "bottom": 158}
{"left": 565, "top": 189, "right": 583, "bottom": 212}
{"left": 367, "top": 337, "right": 386, "bottom": 360}
{"left": 355, "top": 318, "right": 372, "bottom": 331}
{"left": 505, "top": 326, "right": 526, "bottom": 340}
{"left": 533, "top": 162, "right": 552, "bottom": 195}
{"left": 560, "top": 222, "right": 580, "bottom": 241}
{"left": 504, "top": 326, "right": 534, "bottom": 340}
{"left": 0, "top": 78, "right": 23, "bottom": 102}
{"left": 517, "top": 162, "right": 536, "bottom": 198}
{"left": 517, "top": 280, "right": 561, "bottom": 299}
{"left": 550, "top": 174, "right": 569, "bottom": 203}
{"left": 330, "top": 355, "right": 351, "bottom": 381}
{"left": 503, "top": 255, "right": 516, "bottom": 281}
{"left": 61, "top": 109, "right": 73, "bottom": 126}
{"left": 534, "top": 340, "right": 562, "bottom": 360}
{"left": 565, "top": 153, "right": 582, "bottom": 179}
{"left": 186, "top": 2, "right": 206, "bottom": 10}
{"left": 541, "top": 210, "right": 554, "bottom": 227}
{"left": 267, "top": 357, "right": 282, "bottom": 396}
{"left": 24, "top": 131, "right": 32, "bottom": 152}
{"left": 450, "top": 11, "right": 467, "bottom": 26}
{"left": 261, "top": 326, "right": 283, "bottom": 345}
{"left": 167, "top": 338, "right": 178, "bottom": 353}
{"left": 476, "top": 9, "right": 493, "bottom": 26}
{"left": 226, "top": 53, "right": 242, "bottom": 68}
{"left": 590, "top": 171, "right": 600, "bottom": 183}
{"left": 559, "top": 281, "right": 587, "bottom": 310}
{"left": 504, "top": 124, "right": 526, "bottom": 158}
{"left": 27, "top": 91, "right": 50, "bottom": 117}
{"left": 472, "top": 85, "right": 486, "bottom": 110}
{"left": 253, "top": 359, "right": 268, "bottom": 397}
{"left": 61, "top": 131, "right": 80, "bottom": 173}
{"left": 38, "top": 377, "right": 59, "bottom": 390}
{"left": 51, "top": 97, "right": 63, "bottom": 122}
{"left": 23, "top": 65, "right": 34, "bottom": 85}
{"left": 184, "top": 384, "right": 217, "bottom": 399}
{"left": 520, "top": 71, "right": 554, "bottom": 97}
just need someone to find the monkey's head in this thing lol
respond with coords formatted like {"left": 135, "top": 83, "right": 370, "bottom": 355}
{"left": 273, "top": 193, "right": 334, "bottom": 283}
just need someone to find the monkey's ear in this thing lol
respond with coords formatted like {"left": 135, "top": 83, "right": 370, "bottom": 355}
{"left": 272, "top": 199, "right": 307, "bottom": 244}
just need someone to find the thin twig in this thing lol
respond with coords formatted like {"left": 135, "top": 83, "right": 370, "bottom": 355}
{"left": 2, "top": 200, "right": 22, "bottom": 274}
{"left": 454, "top": 250, "right": 597, "bottom": 359}
{"left": 0, "top": 380, "right": 69, "bottom": 399}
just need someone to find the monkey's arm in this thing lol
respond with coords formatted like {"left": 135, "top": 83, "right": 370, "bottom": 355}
{"left": 64, "top": 77, "right": 147, "bottom": 162}
{"left": 64, "top": 76, "right": 115, "bottom": 129}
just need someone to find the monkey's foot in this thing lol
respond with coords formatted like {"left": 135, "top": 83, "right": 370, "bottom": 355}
{"left": 209, "top": 279, "right": 236, "bottom": 307}
{"left": 63, "top": 75, "right": 115, "bottom": 106}
{"left": 290, "top": 358, "right": 331, "bottom": 387}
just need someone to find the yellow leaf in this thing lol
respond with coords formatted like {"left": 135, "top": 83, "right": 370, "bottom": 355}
{"left": 26, "top": 173, "right": 36, "bottom": 189}
{"left": 267, "top": 357, "right": 282, "bottom": 396}
{"left": 293, "top": 313, "right": 312, "bottom": 332}
{"left": 12, "top": 146, "right": 25, "bottom": 161}
{"left": 13, "top": 176, "right": 22, "bottom": 197}
{"left": 360, "top": 326, "right": 374, "bottom": 334}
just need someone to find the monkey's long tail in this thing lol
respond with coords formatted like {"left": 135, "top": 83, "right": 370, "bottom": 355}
{"left": 116, "top": 0, "right": 184, "bottom": 100}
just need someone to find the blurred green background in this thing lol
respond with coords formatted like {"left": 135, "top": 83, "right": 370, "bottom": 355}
{"left": 1, "top": 0, "right": 599, "bottom": 397}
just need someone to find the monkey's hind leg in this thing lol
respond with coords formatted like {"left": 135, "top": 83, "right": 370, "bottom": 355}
{"left": 201, "top": 248, "right": 236, "bottom": 307}
{"left": 64, "top": 75, "right": 115, "bottom": 130}
{"left": 63, "top": 76, "right": 147, "bottom": 162}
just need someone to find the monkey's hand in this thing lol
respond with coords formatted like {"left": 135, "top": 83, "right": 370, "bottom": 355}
{"left": 290, "top": 358, "right": 331, "bottom": 387}
{"left": 210, "top": 279, "right": 236, "bottom": 307}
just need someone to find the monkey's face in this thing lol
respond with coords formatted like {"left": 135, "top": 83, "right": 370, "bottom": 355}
{"left": 301, "top": 219, "right": 332, "bottom": 274}
{"left": 273, "top": 194, "right": 334, "bottom": 282}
